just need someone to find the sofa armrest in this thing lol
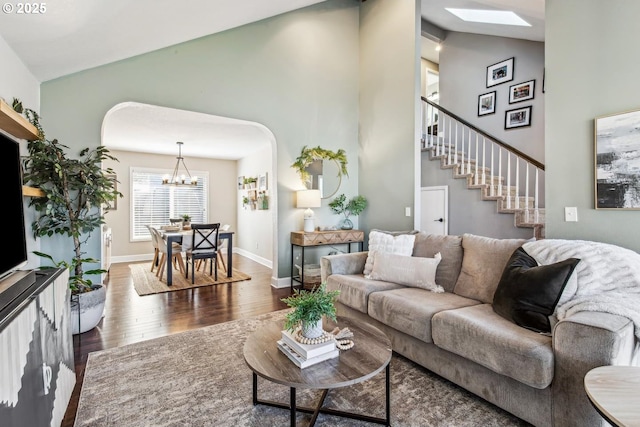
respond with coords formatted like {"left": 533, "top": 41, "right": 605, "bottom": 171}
{"left": 552, "top": 311, "right": 637, "bottom": 427}
{"left": 320, "top": 252, "right": 369, "bottom": 282}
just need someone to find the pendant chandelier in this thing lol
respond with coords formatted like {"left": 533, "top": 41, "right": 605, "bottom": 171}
{"left": 162, "top": 141, "right": 197, "bottom": 186}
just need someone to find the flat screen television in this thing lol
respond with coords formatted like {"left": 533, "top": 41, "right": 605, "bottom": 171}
{"left": 0, "top": 131, "right": 28, "bottom": 280}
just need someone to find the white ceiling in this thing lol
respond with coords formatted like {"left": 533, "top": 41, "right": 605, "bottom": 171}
{"left": 0, "top": 0, "right": 544, "bottom": 160}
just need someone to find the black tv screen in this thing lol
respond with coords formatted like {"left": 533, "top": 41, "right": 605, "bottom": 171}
{"left": 0, "top": 132, "right": 28, "bottom": 279}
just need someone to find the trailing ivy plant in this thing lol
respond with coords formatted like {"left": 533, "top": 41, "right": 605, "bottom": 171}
{"left": 281, "top": 283, "right": 340, "bottom": 332}
{"left": 291, "top": 145, "right": 348, "bottom": 184}
{"left": 18, "top": 101, "right": 122, "bottom": 293}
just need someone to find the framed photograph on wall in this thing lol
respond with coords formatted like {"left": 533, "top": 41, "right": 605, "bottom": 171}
{"left": 509, "top": 80, "right": 535, "bottom": 104}
{"left": 258, "top": 173, "right": 268, "bottom": 191}
{"left": 478, "top": 91, "right": 496, "bottom": 116}
{"left": 486, "top": 57, "right": 514, "bottom": 87}
{"left": 505, "top": 106, "right": 532, "bottom": 129}
{"left": 595, "top": 108, "right": 640, "bottom": 209}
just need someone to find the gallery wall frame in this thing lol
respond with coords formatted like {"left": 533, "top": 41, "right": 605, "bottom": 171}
{"left": 509, "top": 80, "right": 535, "bottom": 104}
{"left": 478, "top": 91, "right": 496, "bottom": 116}
{"left": 258, "top": 172, "right": 268, "bottom": 191}
{"left": 486, "top": 57, "right": 514, "bottom": 87}
{"left": 505, "top": 106, "right": 532, "bottom": 129}
{"left": 594, "top": 108, "right": 640, "bottom": 209}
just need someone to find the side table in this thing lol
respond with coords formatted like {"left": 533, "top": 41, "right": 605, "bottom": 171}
{"left": 290, "top": 230, "right": 364, "bottom": 290}
{"left": 584, "top": 365, "right": 640, "bottom": 427}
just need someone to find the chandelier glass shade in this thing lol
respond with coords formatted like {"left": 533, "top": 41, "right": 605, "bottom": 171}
{"left": 162, "top": 141, "right": 197, "bottom": 186}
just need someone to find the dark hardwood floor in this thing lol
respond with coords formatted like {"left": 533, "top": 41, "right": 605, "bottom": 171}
{"left": 62, "top": 254, "right": 291, "bottom": 426}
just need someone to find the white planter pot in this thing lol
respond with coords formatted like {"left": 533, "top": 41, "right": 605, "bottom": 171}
{"left": 70, "top": 284, "right": 106, "bottom": 335}
{"left": 301, "top": 319, "right": 323, "bottom": 339}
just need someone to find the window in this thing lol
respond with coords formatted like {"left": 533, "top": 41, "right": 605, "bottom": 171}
{"left": 131, "top": 167, "right": 209, "bottom": 241}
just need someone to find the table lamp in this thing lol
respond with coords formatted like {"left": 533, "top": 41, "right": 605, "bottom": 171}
{"left": 297, "top": 189, "right": 321, "bottom": 232}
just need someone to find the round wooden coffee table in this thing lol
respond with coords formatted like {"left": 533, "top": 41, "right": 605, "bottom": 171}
{"left": 584, "top": 366, "right": 640, "bottom": 427}
{"left": 243, "top": 316, "right": 392, "bottom": 426}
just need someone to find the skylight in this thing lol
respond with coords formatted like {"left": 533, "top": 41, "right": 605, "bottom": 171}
{"left": 445, "top": 8, "right": 531, "bottom": 27}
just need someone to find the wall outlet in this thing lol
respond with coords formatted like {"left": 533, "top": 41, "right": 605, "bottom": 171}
{"left": 405, "top": 207, "right": 411, "bottom": 217}
{"left": 564, "top": 207, "right": 578, "bottom": 222}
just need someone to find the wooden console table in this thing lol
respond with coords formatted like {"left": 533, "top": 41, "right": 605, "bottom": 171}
{"left": 290, "top": 230, "right": 364, "bottom": 291}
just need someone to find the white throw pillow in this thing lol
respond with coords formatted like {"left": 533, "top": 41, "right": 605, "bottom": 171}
{"left": 368, "top": 252, "right": 444, "bottom": 292}
{"left": 363, "top": 231, "right": 416, "bottom": 276}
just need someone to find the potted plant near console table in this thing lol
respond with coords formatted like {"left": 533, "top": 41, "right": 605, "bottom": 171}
{"left": 282, "top": 283, "right": 340, "bottom": 339}
{"left": 19, "top": 102, "right": 122, "bottom": 334}
{"left": 328, "top": 194, "right": 367, "bottom": 230}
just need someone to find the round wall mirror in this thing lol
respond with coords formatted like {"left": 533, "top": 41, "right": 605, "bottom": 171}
{"left": 305, "top": 159, "right": 342, "bottom": 199}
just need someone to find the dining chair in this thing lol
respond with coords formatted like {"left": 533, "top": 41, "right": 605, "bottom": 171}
{"left": 150, "top": 227, "right": 185, "bottom": 281}
{"left": 146, "top": 225, "right": 160, "bottom": 273}
{"left": 185, "top": 223, "right": 220, "bottom": 283}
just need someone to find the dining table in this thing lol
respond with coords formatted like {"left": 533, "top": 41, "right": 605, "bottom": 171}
{"left": 162, "top": 229, "right": 235, "bottom": 286}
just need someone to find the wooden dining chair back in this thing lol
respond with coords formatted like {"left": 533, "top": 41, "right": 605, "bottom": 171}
{"left": 150, "top": 226, "right": 185, "bottom": 281}
{"left": 186, "top": 223, "right": 220, "bottom": 283}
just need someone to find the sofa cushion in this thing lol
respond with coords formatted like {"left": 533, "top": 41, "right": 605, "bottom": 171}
{"left": 432, "top": 304, "right": 554, "bottom": 389}
{"left": 368, "top": 288, "right": 480, "bottom": 343}
{"left": 368, "top": 252, "right": 443, "bottom": 292}
{"left": 453, "top": 234, "right": 527, "bottom": 303}
{"left": 326, "top": 274, "right": 404, "bottom": 314}
{"left": 493, "top": 247, "right": 580, "bottom": 333}
{"left": 412, "top": 233, "right": 464, "bottom": 292}
{"left": 363, "top": 230, "right": 416, "bottom": 276}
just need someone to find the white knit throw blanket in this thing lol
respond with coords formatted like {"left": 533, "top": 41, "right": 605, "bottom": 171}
{"left": 522, "top": 239, "right": 640, "bottom": 340}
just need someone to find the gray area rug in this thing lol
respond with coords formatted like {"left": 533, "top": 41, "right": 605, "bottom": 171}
{"left": 75, "top": 310, "right": 531, "bottom": 426}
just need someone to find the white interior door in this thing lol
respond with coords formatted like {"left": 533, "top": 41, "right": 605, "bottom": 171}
{"left": 420, "top": 186, "right": 448, "bottom": 235}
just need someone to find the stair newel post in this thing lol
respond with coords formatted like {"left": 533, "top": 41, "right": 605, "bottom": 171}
{"left": 481, "top": 137, "right": 486, "bottom": 185}
{"left": 474, "top": 133, "right": 479, "bottom": 186}
{"left": 515, "top": 157, "right": 520, "bottom": 210}
{"left": 498, "top": 147, "right": 503, "bottom": 197}
{"left": 506, "top": 153, "right": 512, "bottom": 209}
{"left": 490, "top": 142, "right": 495, "bottom": 197}
{"left": 429, "top": 105, "right": 436, "bottom": 149}
{"left": 437, "top": 115, "right": 443, "bottom": 157}
{"left": 421, "top": 101, "right": 426, "bottom": 149}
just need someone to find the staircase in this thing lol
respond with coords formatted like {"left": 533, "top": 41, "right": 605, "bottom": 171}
{"left": 421, "top": 97, "right": 545, "bottom": 239}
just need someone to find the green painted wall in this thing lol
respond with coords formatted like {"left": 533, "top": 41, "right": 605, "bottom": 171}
{"left": 546, "top": 0, "right": 640, "bottom": 251}
{"left": 358, "top": 0, "right": 421, "bottom": 233}
{"left": 39, "top": 0, "right": 360, "bottom": 279}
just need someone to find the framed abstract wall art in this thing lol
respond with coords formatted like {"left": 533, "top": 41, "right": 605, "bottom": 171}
{"left": 595, "top": 108, "right": 640, "bottom": 209}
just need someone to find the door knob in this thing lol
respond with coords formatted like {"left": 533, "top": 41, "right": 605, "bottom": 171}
{"left": 434, "top": 218, "right": 444, "bottom": 222}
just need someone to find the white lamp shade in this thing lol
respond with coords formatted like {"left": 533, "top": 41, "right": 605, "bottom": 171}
{"left": 296, "top": 190, "right": 321, "bottom": 208}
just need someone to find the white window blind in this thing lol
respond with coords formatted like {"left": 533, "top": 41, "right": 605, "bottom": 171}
{"left": 131, "top": 167, "right": 209, "bottom": 241}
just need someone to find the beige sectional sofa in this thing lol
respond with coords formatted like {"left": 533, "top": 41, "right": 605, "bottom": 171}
{"left": 321, "top": 231, "right": 640, "bottom": 427}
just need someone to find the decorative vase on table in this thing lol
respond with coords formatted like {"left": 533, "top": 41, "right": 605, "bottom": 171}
{"left": 341, "top": 218, "right": 354, "bottom": 230}
{"left": 301, "top": 319, "right": 324, "bottom": 339}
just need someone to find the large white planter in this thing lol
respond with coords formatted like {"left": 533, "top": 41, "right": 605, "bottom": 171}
{"left": 70, "top": 284, "right": 106, "bottom": 335}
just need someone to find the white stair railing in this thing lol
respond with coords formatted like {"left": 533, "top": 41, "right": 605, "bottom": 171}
{"left": 421, "top": 97, "right": 545, "bottom": 218}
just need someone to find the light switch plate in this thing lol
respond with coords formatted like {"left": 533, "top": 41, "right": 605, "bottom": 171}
{"left": 564, "top": 207, "right": 578, "bottom": 222}
{"left": 405, "top": 207, "right": 411, "bottom": 217}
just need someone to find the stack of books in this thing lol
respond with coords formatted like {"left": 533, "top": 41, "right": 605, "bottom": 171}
{"left": 277, "top": 328, "right": 339, "bottom": 368}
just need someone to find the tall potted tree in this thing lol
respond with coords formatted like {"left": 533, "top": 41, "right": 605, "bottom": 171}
{"left": 20, "top": 103, "right": 122, "bottom": 334}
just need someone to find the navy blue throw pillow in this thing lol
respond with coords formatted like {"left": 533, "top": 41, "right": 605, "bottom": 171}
{"left": 492, "top": 247, "right": 580, "bottom": 333}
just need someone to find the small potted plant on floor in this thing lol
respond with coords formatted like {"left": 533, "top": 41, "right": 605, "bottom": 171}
{"left": 328, "top": 194, "right": 368, "bottom": 230}
{"left": 282, "top": 283, "right": 340, "bottom": 339}
{"left": 19, "top": 101, "right": 122, "bottom": 334}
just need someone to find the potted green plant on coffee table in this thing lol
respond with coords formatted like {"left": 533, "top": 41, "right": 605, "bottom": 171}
{"left": 282, "top": 283, "right": 340, "bottom": 339}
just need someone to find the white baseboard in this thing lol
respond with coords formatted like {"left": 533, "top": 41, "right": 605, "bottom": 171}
{"left": 232, "top": 248, "right": 272, "bottom": 269}
{"left": 271, "top": 276, "right": 292, "bottom": 289}
{"left": 111, "top": 248, "right": 273, "bottom": 269}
